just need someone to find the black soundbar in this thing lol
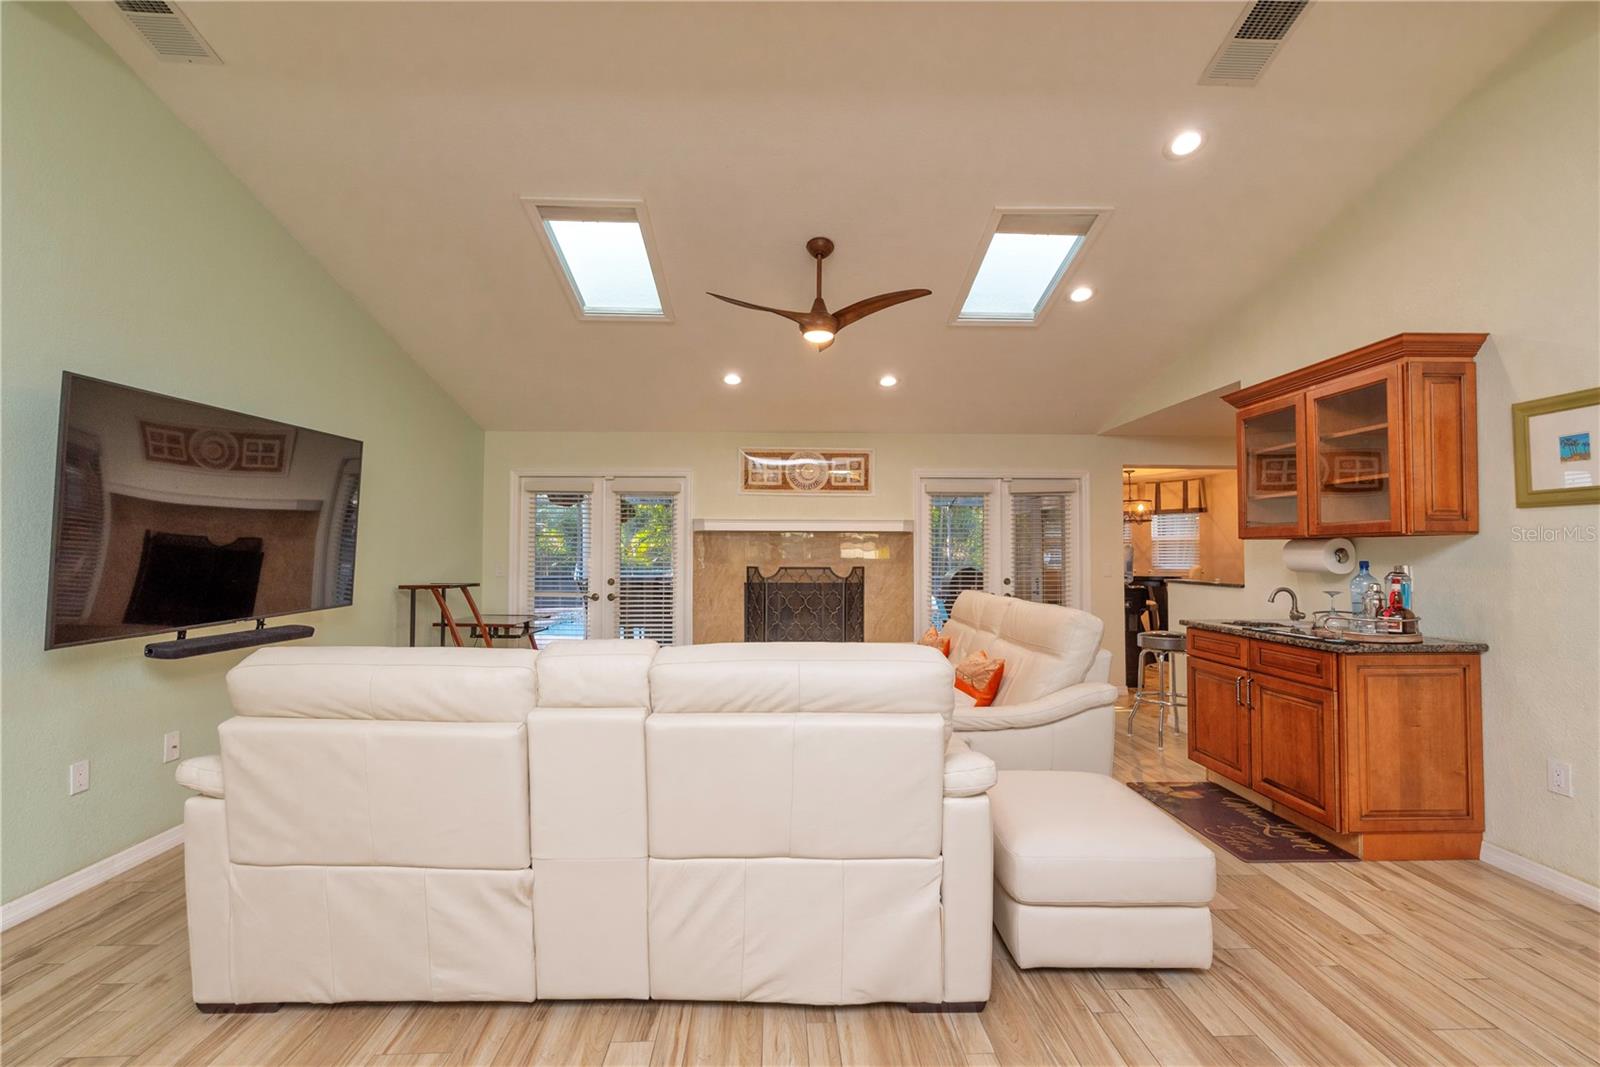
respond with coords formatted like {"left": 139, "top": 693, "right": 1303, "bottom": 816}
{"left": 145, "top": 623, "right": 315, "bottom": 659}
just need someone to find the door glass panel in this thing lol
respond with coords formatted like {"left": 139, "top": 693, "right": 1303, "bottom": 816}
{"left": 615, "top": 493, "right": 677, "bottom": 643}
{"left": 526, "top": 490, "right": 592, "bottom": 640}
{"left": 1242, "top": 404, "right": 1300, "bottom": 529}
{"left": 926, "top": 494, "right": 987, "bottom": 628}
{"left": 1314, "top": 380, "right": 1392, "bottom": 527}
{"left": 1010, "top": 490, "right": 1076, "bottom": 608}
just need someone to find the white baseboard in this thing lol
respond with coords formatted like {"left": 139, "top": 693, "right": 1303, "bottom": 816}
{"left": 0, "top": 824, "right": 185, "bottom": 931}
{"left": 1480, "top": 842, "right": 1600, "bottom": 912}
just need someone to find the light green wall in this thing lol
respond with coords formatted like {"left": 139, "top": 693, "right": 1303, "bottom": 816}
{"left": 482, "top": 430, "right": 1236, "bottom": 682}
{"left": 1138, "top": 8, "right": 1600, "bottom": 886}
{"left": 1, "top": 4, "right": 484, "bottom": 902}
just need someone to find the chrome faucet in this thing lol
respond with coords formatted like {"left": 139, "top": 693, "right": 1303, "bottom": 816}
{"left": 1268, "top": 586, "right": 1305, "bottom": 622}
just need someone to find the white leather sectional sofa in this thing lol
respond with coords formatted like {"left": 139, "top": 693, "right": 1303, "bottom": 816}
{"left": 943, "top": 591, "right": 1118, "bottom": 773}
{"left": 180, "top": 640, "right": 998, "bottom": 1009}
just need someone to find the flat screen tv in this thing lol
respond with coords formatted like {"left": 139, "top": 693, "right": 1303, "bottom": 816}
{"left": 45, "top": 373, "right": 363, "bottom": 650}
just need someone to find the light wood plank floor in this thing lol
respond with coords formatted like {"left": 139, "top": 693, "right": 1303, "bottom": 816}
{"left": 4, "top": 708, "right": 1596, "bottom": 1067}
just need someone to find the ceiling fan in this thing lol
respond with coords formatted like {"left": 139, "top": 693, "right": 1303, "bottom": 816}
{"left": 707, "top": 237, "right": 931, "bottom": 351}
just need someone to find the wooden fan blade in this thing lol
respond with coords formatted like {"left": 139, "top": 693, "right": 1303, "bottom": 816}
{"left": 706, "top": 292, "right": 809, "bottom": 326}
{"left": 832, "top": 288, "right": 932, "bottom": 330}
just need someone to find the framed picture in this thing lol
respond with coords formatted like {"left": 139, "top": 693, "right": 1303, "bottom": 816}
{"left": 1513, "top": 387, "right": 1600, "bottom": 507}
{"left": 739, "top": 448, "right": 873, "bottom": 494}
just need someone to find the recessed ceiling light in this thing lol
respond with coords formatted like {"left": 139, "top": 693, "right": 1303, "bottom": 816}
{"left": 1167, "top": 130, "right": 1204, "bottom": 158}
{"left": 1068, "top": 286, "right": 1094, "bottom": 303}
{"left": 879, "top": 374, "right": 898, "bottom": 388}
{"left": 723, "top": 372, "right": 742, "bottom": 385}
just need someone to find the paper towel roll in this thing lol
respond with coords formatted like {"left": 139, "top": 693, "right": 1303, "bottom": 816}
{"left": 1282, "top": 538, "right": 1356, "bottom": 575}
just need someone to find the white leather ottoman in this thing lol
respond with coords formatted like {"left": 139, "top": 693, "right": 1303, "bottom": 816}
{"left": 989, "top": 771, "right": 1215, "bottom": 969}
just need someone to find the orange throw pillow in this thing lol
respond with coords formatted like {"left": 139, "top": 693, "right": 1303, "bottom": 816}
{"left": 954, "top": 650, "right": 1005, "bottom": 707}
{"left": 919, "top": 626, "right": 952, "bottom": 657}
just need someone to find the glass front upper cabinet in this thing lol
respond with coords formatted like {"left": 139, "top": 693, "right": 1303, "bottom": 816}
{"left": 1307, "top": 367, "right": 1405, "bottom": 535}
{"left": 1224, "top": 333, "right": 1484, "bottom": 540}
{"left": 1238, "top": 396, "right": 1307, "bottom": 537}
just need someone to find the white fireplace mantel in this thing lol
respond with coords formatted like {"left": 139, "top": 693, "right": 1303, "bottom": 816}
{"left": 693, "top": 518, "right": 914, "bottom": 533}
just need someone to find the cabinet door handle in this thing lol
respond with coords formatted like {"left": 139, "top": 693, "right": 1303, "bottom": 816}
{"left": 1234, "top": 676, "right": 1243, "bottom": 705}
{"left": 1244, "top": 676, "right": 1254, "bottom": 708}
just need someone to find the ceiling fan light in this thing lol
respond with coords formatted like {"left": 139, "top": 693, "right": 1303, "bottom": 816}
{"left": 802, "top": 328, "right": 835, "bottom": 345}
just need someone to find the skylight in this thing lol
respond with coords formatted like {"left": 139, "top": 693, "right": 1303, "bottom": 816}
{"left": 525, "top": 202, "right": 668, "bottom": 319}
{"left": 956, "top": 212, "right": 1100, "bottom": 324}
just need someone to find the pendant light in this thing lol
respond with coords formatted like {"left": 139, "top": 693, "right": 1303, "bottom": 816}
{"left": 1122, "top": 470, "right": 1154, "bottom": 524}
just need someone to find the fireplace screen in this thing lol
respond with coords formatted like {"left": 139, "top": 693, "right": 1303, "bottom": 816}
{"left": 744, "top": 566, "right": 865, "bottom": 642}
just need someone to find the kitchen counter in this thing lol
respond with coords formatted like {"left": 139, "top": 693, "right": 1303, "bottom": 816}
{"left": 1165, "top": 578, "right": 1246, "bottom": 588}
{"left": 1180, "top": 619, "right": 1488, "bottom": 655}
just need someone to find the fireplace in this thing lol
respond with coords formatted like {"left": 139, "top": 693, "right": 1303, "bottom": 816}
{"left": 693, "top": 530, "right": 910, "bottom": 644}
{"left": 744, "top": 565, "right": 865, "bottom": 642}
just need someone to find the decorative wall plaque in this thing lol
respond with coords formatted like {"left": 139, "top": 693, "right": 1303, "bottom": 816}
{"left": 1323, "top": 450, "right": 1384, "bottom": 492}
{"left": 739, "top": 448, "right": 872, "bottom": 494}
{"left": 141, "top": 421, "right": 293, "bottom": 473}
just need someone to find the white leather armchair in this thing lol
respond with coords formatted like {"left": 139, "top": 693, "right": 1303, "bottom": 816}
{"left": 179, "top": 640, "right": 996, "bottom": 1010}
{"left": 941, "top": 591, "right": 1117, "bottom": 774}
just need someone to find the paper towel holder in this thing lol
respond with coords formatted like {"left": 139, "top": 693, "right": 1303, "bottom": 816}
{"left": 1283, "top": 537, "right": 1357, "bottom": 575}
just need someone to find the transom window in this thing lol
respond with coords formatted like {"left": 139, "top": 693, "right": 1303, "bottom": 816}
{"left": 956, "top": 211, "right": 1101, "bottom": 324}
{"left": 523, "top": 201, "right": 668, "bottom": 319}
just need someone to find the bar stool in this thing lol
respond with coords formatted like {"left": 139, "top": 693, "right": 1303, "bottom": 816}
{"left": 1129, "top": 630, "right": 1186, "bottom": 748}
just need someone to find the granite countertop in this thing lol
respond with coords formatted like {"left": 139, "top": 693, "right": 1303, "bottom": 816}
{"left": 1180, "top": 619, "right": 1489, "bottom": 655}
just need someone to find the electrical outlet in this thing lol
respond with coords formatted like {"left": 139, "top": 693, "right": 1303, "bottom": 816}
{"left": 163, "top": 731, "right": 181, "bottom": 764}
{"left": 69, "top": 759, "right": 90, "bottom": 796}
{"left": 1548, "top": 758, "right": 1574, "bottom": 798}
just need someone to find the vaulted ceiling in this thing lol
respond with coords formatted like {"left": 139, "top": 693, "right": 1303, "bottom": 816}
{"left": 76, "top": 1, "right": 1560, "bottom": 433}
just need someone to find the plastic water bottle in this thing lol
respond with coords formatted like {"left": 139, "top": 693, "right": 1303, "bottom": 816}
{"left": 1348, "top": 561, "right": 1380, "bottom": 618}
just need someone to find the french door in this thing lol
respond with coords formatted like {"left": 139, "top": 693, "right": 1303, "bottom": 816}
{"left": 516, "top": 475, "right": 688, "bottom": 644}
{"left": 916, "top": 476, "right": 1085, "bottom": 633}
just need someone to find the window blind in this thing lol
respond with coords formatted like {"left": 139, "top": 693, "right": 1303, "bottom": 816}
{"left": 332, "top": 461, "right": 361, "bottom": 605}
{"left": 615, "top": 492, "right": 677, "bottom": 643}
{"left": 1011, "top": 487, "right": 1077, "bottom": 608}
{"left": 55, "top": 431, "right": 106, "bottom": 621}
{"left": 927, "top": 494, "right": 988, "bottom": 628}
{"left": 1151, "top": 513, "right": 1201, "bottom": 571}
{"left": 526, "top": 489, "right": 592, "bottom": 641}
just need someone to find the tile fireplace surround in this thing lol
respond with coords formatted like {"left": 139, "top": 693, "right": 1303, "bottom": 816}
{"left": 693, "top": 531, "right": 914, "bottom": 643}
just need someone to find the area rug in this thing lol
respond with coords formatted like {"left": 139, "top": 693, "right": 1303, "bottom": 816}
{"left": 1127, "top": 781, "right": 1357, "bottom": 862}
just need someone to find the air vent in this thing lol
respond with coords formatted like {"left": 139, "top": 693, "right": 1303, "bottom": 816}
{"left": 115, "top": 0, "right": 221, "bottom": 64}
{"left": 1199, "top": 1, "right": 1308, "bottom": 86}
